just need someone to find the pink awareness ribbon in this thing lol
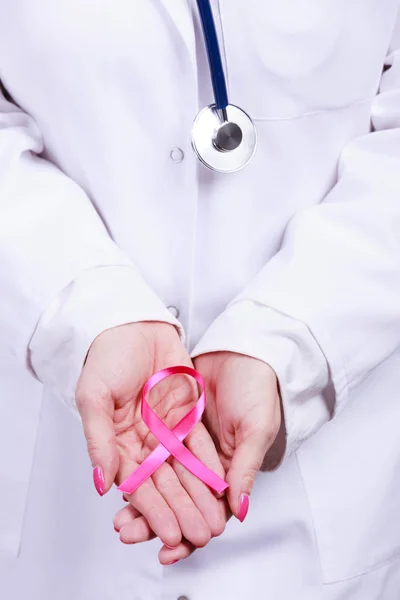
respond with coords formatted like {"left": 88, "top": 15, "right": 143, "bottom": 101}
{"left": 118, "top": 365, "right": 228, "bottom": 495}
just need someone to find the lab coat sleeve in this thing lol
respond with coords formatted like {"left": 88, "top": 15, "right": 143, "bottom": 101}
{"left": 192, "top": 22, "right": 400, "bottom": 458}
{"left": 0, "top": 89, "right": 182, "bottom": 411}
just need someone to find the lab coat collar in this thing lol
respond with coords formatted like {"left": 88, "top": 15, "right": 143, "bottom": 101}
{"left": 159, "top": 0, "right": 197, "bottom": 72}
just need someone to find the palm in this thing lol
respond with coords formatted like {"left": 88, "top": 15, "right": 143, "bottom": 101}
{"left": 78, "top": 321, "right": 227, "bottom": 553}
{"left": 112, "top": 361, "right": 199, "bottom": 486}
{"left": 195, "top": 351, "right": 280, "bottom": 472}
{"left": 110, "top": 349, "right": 279, "bottom": 565}
{"left": 83, "top": 322, "right": 198, "bottom": 485}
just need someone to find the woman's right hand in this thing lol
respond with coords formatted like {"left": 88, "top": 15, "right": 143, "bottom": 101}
{"left": 76, "top": 322, "right": 226, "bottom": 554}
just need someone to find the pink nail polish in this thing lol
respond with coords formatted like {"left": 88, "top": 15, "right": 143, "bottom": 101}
{"left": 93, "top": 467, "right": 105, "bottom": 497}
{"left": 238, "top": 493, "right": 250, "bottom": 523}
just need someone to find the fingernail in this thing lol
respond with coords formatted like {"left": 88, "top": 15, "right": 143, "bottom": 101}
{"left": 238, "top": 493, "right": 250, "bottom": 523}
{"left": 122, "top": 494, "right": 129, "bottom": 502}
{"left": 165, "top": 544, "right": 178, "bottom": 550}
{"left": 93, "top": 467, "right": 105, "bottom": 497}
{"left": 114, "top": 526, "right": 120, "bottom": 533}
{"left": 165, "top": 560, "right": 179, "bottom": 566}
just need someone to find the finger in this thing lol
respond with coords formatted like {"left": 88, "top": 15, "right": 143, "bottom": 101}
{"left": 119, "top": 517, "right": 156, "bottom": 545}
{"left": 172, "top": 461, "right": 227, "bottom": 538}
{"left": 172, "top": 424, "right": 227, "bottom": 538}
{"left": 125, "top": 478, "right": 183, "bottom": 549}
{"left": 158, "top": 539, "right": 196, "bottom": 566}
{"left": 114, "top": 504, "right": 156, "bottom": 544}
{"left": 226, "top": 398, "right": 280, "bottom": 521}
{"left": 118, "top": 486, "right": 230, "bottom": 549}
{"left": 113, "top": 504, "right": 142, "bottom": 531}
{"left": 116, "top": 443, "right": 184, "bottom": 548}
{"left": 153, "top": 462, "right": 212, "bottom": 548}
{"left": 75, "top": 377, "right": 119, "bottom": 495}
{"left": 185, "top": 421, "right": 227, "bottom": 498}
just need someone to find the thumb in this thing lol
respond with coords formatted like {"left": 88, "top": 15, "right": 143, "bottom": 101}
{"left": 226, "top": 430, "right": 269, "bottom": 523}
{"left": 76, "top": 380, "right": 119, "bottom": 497}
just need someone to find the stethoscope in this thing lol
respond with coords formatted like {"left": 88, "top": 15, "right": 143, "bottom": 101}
{"left": 191, "top": 0, "right": 257, "bottom": 173}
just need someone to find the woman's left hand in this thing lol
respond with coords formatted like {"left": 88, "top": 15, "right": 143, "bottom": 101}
{"left": 114, "top": 351, "right": 281, "bottom": 564}
{"left": 196, "top": 351, "right": 281, "bottom": 520}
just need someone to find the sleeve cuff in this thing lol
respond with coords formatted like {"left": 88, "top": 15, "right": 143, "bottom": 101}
{"left": 29, "top": 265, "right": 184, "bottom": 414}
{"left": 191, "top": 300, "right": 333, "bottom": 460}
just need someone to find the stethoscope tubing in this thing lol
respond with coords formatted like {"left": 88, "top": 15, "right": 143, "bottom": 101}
{"left": 196, "top": 0, "right": 229, "bottom": 110}
{"left": 192, "top": 0, "right": 257, "bottom": 172}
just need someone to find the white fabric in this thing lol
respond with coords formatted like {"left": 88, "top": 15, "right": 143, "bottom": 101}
{"left": 0, "top": 0, "right": 400, "bottom": 598}
{"left": 192, "top": 302, "right": 331, "bottom": 458}
{"left": 30, "top": 265, "right": 185, "bottom": 413}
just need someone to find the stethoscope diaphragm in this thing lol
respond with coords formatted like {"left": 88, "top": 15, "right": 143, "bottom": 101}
{"left": 192, "top": 104, "right": 257, "bottom": 173}
{"left": 192, "top": 0, "right": 257, "bottom": 173}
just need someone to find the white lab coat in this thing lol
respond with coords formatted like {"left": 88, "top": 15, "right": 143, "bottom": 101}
{"left": 1, "top": 1, "right": 400, "bottom": 598}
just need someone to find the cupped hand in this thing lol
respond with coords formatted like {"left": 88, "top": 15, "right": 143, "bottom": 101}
{"left": 75, "top": 322, "right": 227, "bottom": 553}
{"left": 114, "top": 350, "right": 281, "bottom": 566}
{"left": 196, "top": 351, "right": 281, "bottom": 519}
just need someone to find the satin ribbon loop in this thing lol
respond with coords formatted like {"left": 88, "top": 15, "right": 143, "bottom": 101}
{"left": 118, "top": 366, "right": 228, "bottom": 495}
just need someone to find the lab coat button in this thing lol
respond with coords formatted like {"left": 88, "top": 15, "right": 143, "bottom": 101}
{"left": 170, "top": 147, "right": 185, "bottom": 163}
{"left": 167, "top": 305, "right": 180, "bottom": 319}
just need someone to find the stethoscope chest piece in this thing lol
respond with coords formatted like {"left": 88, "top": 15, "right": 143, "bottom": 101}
{"left": 191, "top": 104, "right": 257, "bottom": 173}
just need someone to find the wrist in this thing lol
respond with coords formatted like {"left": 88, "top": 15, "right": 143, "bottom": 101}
{"left": 29, "top": 266, "right": 185, "bottom": 412}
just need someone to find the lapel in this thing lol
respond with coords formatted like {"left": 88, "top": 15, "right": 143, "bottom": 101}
{"left": 158, "top": 0, "right": 197, "bottom": 72}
